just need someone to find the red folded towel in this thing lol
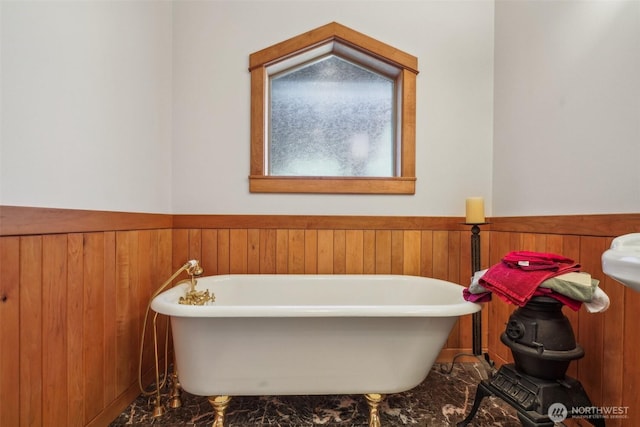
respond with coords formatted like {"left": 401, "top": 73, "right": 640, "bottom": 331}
{"left": 479, "top": 251, "right": 580, "bottom": 307}
{"left": 462, "top": 287, "right": 492, "bottom": 303}
{"left": 502, "top": 250, "right": 575, "bottom": 270}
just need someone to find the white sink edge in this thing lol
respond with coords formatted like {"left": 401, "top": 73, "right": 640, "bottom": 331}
{"left": 602, "top": 233, "right": 640, "bottom": 292}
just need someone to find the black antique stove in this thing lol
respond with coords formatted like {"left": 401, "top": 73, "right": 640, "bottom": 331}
{"left": 458, "top": 296, "right": 605, "bottom": 427}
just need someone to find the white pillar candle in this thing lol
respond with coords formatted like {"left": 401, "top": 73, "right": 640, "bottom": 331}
{"left": 465, "top": 197, "right": 485, "bottom": 224}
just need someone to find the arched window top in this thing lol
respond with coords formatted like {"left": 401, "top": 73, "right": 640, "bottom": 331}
{"left": 249, "top": 22, "right": 419, "bottom": 194}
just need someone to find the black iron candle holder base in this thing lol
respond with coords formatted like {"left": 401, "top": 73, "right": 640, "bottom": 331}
{"left": 457, "top": 364, "right": 605, "bottom": 427}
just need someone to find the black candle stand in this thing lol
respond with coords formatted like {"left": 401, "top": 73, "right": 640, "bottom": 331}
{"left": 468, "top": 223, "right": 485, "bottom": 356}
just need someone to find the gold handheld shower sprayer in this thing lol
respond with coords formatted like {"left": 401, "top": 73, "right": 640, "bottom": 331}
{"left": 179, "top": 261, "right": 214, "bottom": 305}
{"left": 137, "top": 260, "right": 212, "bottom": 417}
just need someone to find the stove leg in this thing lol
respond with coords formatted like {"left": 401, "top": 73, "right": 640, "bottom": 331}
{"left": 457, "top": 381, "right": 492, "bottom": 427}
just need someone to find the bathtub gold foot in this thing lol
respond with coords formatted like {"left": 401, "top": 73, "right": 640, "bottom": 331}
{"left": 208, "top": 395, "right": 231, "bottom": 427}
{"left": 364, "top": 393, "right": 385, "bottom": 427}
{"left": 169, "top": 371, "right": 182, "bottom": 408}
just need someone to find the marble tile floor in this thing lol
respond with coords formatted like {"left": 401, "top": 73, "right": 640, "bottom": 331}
{"left": 110, "top": 363, "right": 522, "bottom": 426}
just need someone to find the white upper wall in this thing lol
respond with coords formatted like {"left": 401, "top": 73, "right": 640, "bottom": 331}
{"left": 493, "top": 0, "right": 640, "bottom": 216}
{"left": 4, "top": 1, "right": 636, "bottom": 217}
{"left": 0, "top": 1, "right": 173, "bottom": 213}
{"left": 171, "top": 0, "right": 495, "bottom": 215}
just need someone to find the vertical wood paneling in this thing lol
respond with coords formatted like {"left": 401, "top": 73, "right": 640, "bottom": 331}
{"left": 402, "top": 230, "right": 421, "bottom": 276}
{"left": 1, "top": 237, "right": 20, "bottom": 427}
{"left": 202, "top": 229, "right": 219, "bottom": 275}
{"left": 317, "top": 230, "right": 333, "bottom": 274}
{"left": 375, "top": 230, "right": 391, "bottom": 274}
{"left": 130, "top": 231, "right": 142, "bottom": 385}
{"left": 115, "top": 232, "right": 139, "bottom": 397}
{"left": 188, "top": 229, "right": 202, "bottom": 261}
{"left": 103, "top": 232, "right": 117, "bottom": 406}
{"left": 545, "top": 234, "right": 563, "bottom": 255}
{"left": 276, "top": 229, "right": 288, "bottom": 273}
{"left": 248, "top": 229, "right": 261, "bottom": 274}
{"left": 345, "top": 230, "right": 364, "bottom": 274}
{"left": 136, "top": 231, "right": 154, "bottom": 402}
{"left": 3, "top": 226, "right": 174, "bottom": 427}
{"left": 480, "top": 227, "right": 490, "bottom": 269}
{"left": 363, "top": 230, "right": 376, "bottom": 274}
{"left": 304, "top": 230, "right": 318, "bottom": 274}
{"left": 217, "top": 229, "right": 230, "bottom": 274}
{"left": 2, "top": 209, "right": 639, "bottom": 427}
{"left": 259, "top": 229, "right": 276, "bottom": 273}
{"left": 525, "top": 233, "right": 547, "bottom": 252}
{"left": 432, "top": 231, "right": 448, "bottom": 280}
{"left": 333, "top": 230, "right": 346, "bottom": 274}
{"left": 459, "top": 230, "right": 472, "bottom": 283}
{"left": 42, "top": 234, "right": 68, "bottom": 426}
{"left": 391, "top": 230, "right": 403, "bottom": 274}
{"left": 172, "top": 229, "right": 189, "bottom": 272}
{"left": 172, "top": 230, "right": 189, "bottom": 269}
{"left": 83, "top": 233, "right": 106, "bottom": 423}
{"left": 446, "top": 232, "right": 461, "bottom": 348}
{"left": 288, "top": 230, "right": 305, "bottom": 274}
{"left": 67, "top": 234, "right": 84, "bottom": 426}
{"left": 230, "top": 229, "right": 248, "bottom": 273}
{"left": 19, "top": 236, "right": 43, "bottom": 427}
{"left": 420, "top": 230, "right": 433, "bottom": 278}
{"left": 447, "top": 231, "right": 461, "bottom": 284}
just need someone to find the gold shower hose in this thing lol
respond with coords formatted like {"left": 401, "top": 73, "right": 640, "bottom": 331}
{"left": 137, "top": 261, "right": 200, "bottom": 414}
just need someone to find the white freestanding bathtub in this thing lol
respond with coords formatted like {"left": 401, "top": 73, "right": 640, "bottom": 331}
{"left": 151, "top": 274, "right": 481, "bottom": 426}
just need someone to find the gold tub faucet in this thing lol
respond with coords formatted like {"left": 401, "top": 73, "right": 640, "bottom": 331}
{"left": 179, "top": 260, "right": 215, "bottom": 306}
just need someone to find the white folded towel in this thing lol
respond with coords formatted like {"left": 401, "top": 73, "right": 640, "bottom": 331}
{"left": 584, "top": 287, "right": 610, "bottom": 313}
{"left": 468, "top": 269, "right": 489, "bottom": 294}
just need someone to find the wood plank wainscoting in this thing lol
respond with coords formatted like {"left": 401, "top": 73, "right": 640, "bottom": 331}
{"left": 1, "top": 206, "right": 639, "bottom": 426}
{"left": 0, "top": 207, "right": 174, "bottom": 427}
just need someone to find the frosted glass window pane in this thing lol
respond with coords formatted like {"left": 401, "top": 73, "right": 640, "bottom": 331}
{"left": 269, "top": 55, "right": 395, "bottom": 177}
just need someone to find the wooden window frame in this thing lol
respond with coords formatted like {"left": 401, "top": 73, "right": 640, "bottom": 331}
{"left": 248, "top": 22, "right": 419, "bottom": 194}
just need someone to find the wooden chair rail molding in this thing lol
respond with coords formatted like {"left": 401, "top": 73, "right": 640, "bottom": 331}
{"left": 0, "top": 205, "right": 172, "bottom": 236}
{"left": 491, "top": 214, "right": 640, "bottom": 237}
{"left": 172, "top": 214, "right": 471, "bottom": 231}
{"left": 3, "top": 206, "right": 638, "bottom": 237}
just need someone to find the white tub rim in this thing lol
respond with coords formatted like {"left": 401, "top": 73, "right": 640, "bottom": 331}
{"left": 151, "top": 274, "right": 481, "bottom": 318}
